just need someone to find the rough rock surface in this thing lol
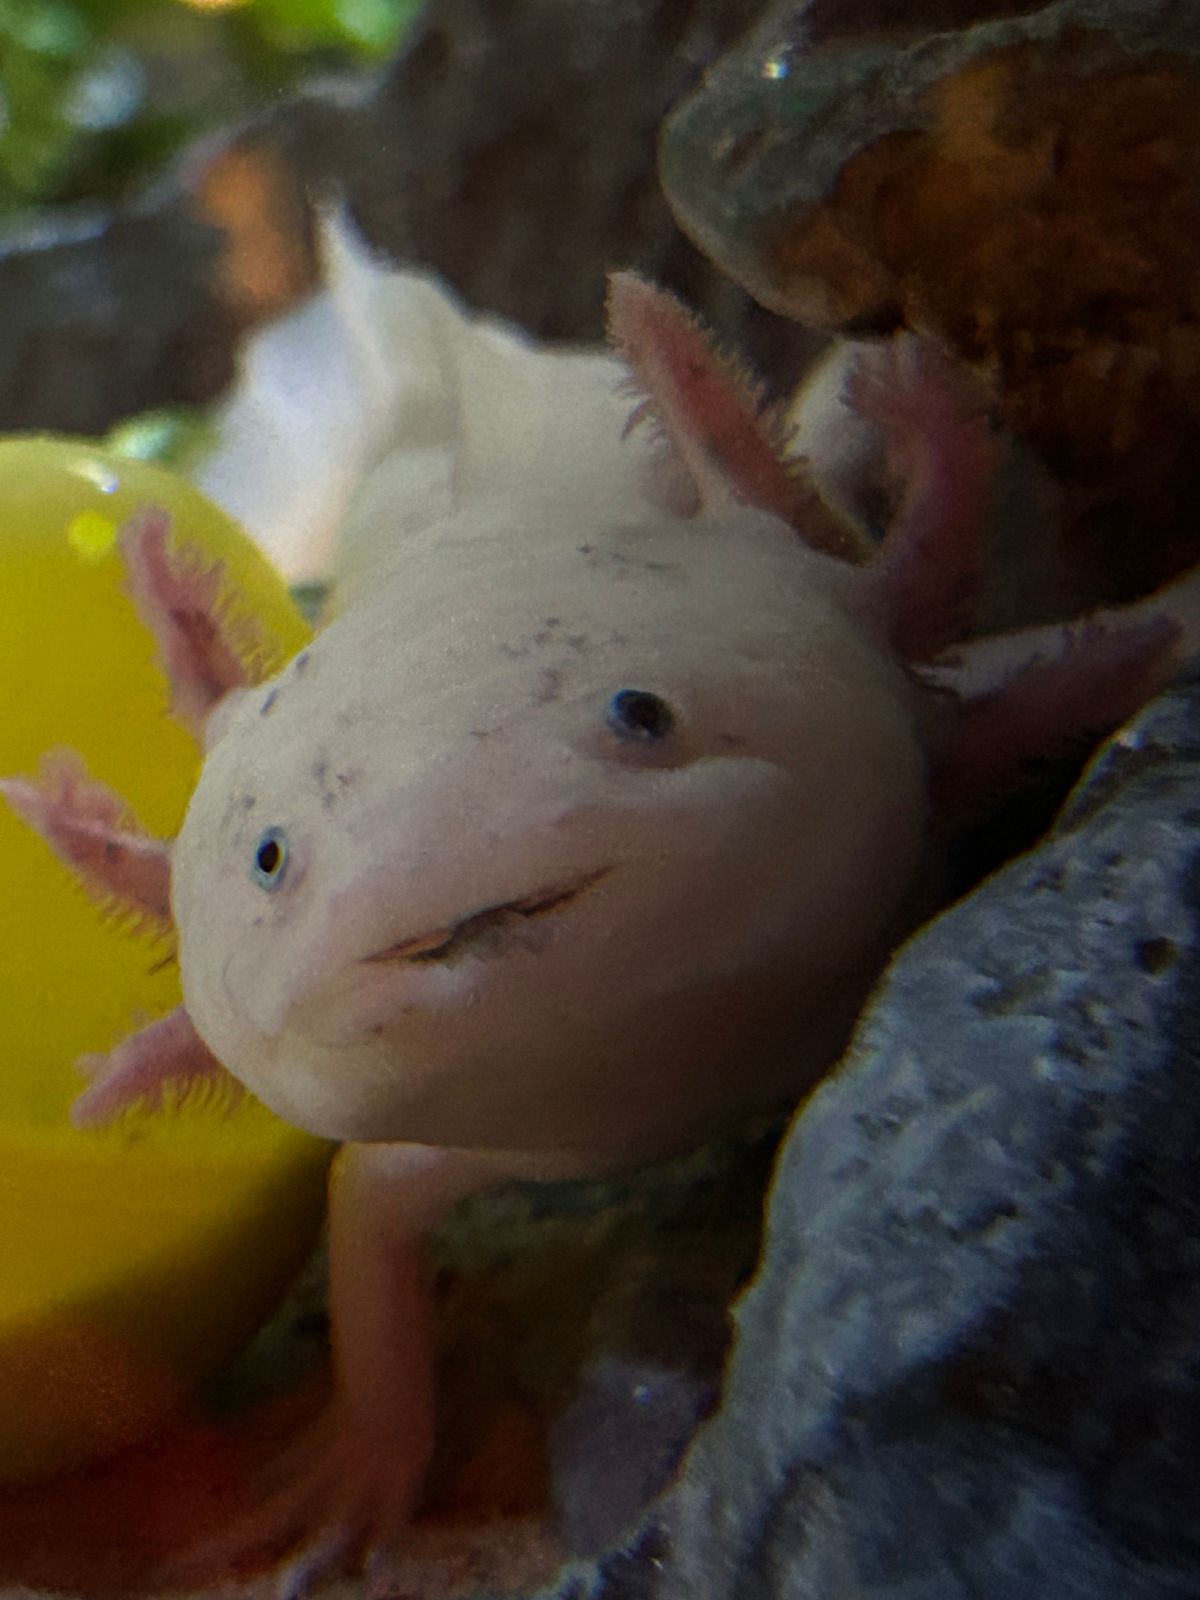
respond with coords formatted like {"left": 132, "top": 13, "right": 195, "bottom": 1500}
{"left": 523, "top": 672, "right": 1200, "bottom": 1598}
{"left": 661, "top": 0, "right": 1200, "bottom": 617}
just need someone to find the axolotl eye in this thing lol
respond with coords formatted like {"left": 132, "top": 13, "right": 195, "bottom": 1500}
{"left": 252, "top": 826, "right": 290, "bottom": 890}
{"left": 606, "top": 688, "right": 676, "bottom": 742}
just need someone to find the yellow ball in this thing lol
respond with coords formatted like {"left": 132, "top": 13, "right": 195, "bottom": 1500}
{"left": 0, "top": 438, "right": 332, "bottom": 1481}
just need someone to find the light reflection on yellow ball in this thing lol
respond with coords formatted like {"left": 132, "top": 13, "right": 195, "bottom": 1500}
{"left": 0, "top": 438, "right": 332, "bottom": 1481}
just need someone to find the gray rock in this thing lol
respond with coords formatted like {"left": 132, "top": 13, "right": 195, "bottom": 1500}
{"left": 529, "top": 671, "right": 1200, "bottom": 1596}
{"left": 0, "top": 203, "right": 237, "bottom": 434}
{"left": 550, "top": 1358, "right": 717, "bottom": 1558}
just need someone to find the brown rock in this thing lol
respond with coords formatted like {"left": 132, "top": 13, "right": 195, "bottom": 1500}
{"left": 662, "top": 0, "right": 1200, "bottom": 614}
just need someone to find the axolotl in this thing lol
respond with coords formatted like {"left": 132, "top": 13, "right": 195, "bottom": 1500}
{"left": 1, "top": 273, "right": 1180, "bottom": 1590}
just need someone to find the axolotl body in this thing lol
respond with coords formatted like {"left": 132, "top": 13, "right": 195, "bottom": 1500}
{"left": 1, "top": 274, "right": 1179, "bottom": 1587}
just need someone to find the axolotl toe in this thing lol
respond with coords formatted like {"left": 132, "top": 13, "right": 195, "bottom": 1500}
{"left": 1, "top": 271, "right": 1182, "bottom": 1590}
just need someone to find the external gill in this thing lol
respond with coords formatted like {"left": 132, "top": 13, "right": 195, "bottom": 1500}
{"left": 0, "top": 751, "right": 173, "bottom": 934}
{"left": 606, "top": 270, "right": 871, "bottom": 563}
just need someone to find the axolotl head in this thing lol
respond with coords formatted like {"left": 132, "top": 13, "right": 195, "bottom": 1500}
{"left": 173, "top": 503, "right": 926, "bottom": 1158}
{"left": 171, "top": 279, "right": 976, "bottom": 1162}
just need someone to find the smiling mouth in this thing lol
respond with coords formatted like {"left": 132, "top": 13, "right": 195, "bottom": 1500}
{"left": 364, "top": 868, "right": 612, "bottom": 967}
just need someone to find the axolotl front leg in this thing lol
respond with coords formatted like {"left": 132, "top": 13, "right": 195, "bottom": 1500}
{"left": 175, "top": 1141, "right": 548, "bottom": 1593}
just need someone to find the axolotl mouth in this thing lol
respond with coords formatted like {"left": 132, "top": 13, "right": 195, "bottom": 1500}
{"left": 362, "top": 867, "right": 613, "bottom": 968}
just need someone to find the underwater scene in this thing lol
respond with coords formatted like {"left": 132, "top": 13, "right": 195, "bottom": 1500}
{"left": 0, "top": 2, "right": 1197, "bottom": 1597}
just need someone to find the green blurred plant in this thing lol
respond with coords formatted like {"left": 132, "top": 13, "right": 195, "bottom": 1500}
{"left": 246, "top": 0, "right": 424, "bottom": 55}
{"left": 0, "top": 0, "right": 423, "bottom": 220}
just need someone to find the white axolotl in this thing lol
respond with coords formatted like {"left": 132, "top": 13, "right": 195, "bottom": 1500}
{"left": 0, "top": 272, "right": 1182, "bottom": 1591}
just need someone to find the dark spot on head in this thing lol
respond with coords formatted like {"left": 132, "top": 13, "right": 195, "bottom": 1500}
{"left": 544, "top": 617, "right": 561, "bottom": 629}
{"left": 260, "top": 689, "right": 279, "bottom": 716}
{"left": 312, "top": 757, "right": 340, "bottom": 811}
{"left": 566, "top": 634, "right": 589, "bottom": 652}
{"left": 718, "top": 731, "right": 747, "bottom": 748}
{"left": 105, "top": 840, "right": 123, "bottom": 863}
{"left": 1135, "top": 936, "right": 1177, "bottom": 976}
{"left": 534, "top": 666, "right": 565, "bottom": 705}
{"left": 222, "top": 791, "right": 257, "bottom": 834}
{"left": 315, "top": 761, "right": 342, "bottom": 812}
{"left": 580, "top": 546, "right": 635, "bottom": 579}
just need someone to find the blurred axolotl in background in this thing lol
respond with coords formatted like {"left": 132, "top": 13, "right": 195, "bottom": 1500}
{"left": 1, "top": 252, "right": 1191, "bottom": 1593}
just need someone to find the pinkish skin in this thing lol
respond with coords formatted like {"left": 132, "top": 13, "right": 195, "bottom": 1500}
{"left": 847, "top": 336, "right": 997, "bottom": 661}
{"left": 0, "top": 749, "right": 173, "bottom": 931}
{"left": 0, "top": 275, "right": 1183, "bottom": 1594}
{"left": 119, "top": 506, "right": 270, "bottom": 740}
